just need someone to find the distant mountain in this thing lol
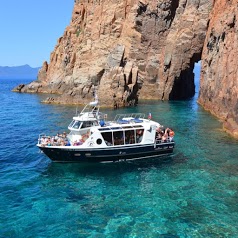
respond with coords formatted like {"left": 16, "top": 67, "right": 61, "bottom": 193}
{"left": 0, "top": 64, "right": 40, "bottom": 79}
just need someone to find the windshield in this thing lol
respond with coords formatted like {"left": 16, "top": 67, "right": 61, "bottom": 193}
{"left": 69, "top": 120, "right": 82, "bottom": 129}
{"left": 72, "top": 121, "right": 82, "bottom": 129}
{"left": 68, "top": 120, "right": 75, "bottom": 128}
{"left": 69, "top": 120, "right": 98, "bottom": 129}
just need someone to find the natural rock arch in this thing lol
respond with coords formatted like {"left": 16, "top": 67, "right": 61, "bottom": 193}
{"left": 13, "top": 0, "right": 238, "bottom": 137}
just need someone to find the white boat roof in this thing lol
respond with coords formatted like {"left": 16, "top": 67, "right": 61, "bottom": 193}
{"left": 92, "top": 117, "right": 161, "bottom": 132}
{"left": 69, "top": 102, "right": 161, "bottom": 130}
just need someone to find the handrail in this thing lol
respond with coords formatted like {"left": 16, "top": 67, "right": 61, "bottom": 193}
{"left": 77, "top": 104, "right": 100, "bottom": 116}
{"left": 114, "top": 113, "right": 145, "bottom": 121}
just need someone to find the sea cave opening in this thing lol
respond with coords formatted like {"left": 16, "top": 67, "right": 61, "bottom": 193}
{"left": 169, "top": 60, "right": 201, "bottom": 100}
{"left": 193, "top": 61, "right": 201, "bottom": 99}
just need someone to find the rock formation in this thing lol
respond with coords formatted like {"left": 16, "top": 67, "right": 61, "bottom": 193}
{"left": 13, "top": 0, "right": 238, "bottom": 138}
{"left": 198, "top": 0, "right": 238, "bottom": 138}
{"left": 13, "top": 0, "right": 212, "bottom": 105}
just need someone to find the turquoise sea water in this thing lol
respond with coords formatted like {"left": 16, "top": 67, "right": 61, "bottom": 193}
{"left": 0, "top": 79, "right": 237, "bottom": 238}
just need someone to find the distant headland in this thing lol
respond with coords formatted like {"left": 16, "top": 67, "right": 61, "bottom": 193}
{"left": 0, "top": 64, "right": 40, "bottom": 80}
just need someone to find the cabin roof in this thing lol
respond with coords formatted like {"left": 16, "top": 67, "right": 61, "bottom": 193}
{"left": 97, "top": 123, "right": 145, "bottom": 132}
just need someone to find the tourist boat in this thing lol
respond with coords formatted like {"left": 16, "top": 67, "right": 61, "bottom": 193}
{"left": 37, "top": 98, "right": 175, "bottom": 163}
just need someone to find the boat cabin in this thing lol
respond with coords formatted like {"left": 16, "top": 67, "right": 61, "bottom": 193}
{"left": 66, "top": 111, "right": 158, "bottom": 148}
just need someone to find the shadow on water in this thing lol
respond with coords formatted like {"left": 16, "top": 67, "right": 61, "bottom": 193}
{"left": 44, "top": 155, "right": 178, "bottom": 177}
{"left": 42, "top": 150, "right": 188, "bottom": 178}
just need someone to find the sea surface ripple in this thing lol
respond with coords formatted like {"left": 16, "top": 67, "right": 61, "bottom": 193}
{"left": 0, "top": 79, "right": 237, "bottom": 238}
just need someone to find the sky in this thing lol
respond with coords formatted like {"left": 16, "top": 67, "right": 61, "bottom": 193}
{"left": 0, "top": 1, "right": 74, "bottom": 68}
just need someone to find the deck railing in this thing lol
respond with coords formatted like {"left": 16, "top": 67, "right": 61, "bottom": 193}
{"left": 114, "top": 113, "right": 145, "bottom": 122}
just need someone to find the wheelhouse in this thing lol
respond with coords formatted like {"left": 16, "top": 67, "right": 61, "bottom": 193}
{"left": 68, "top": 120, "right": 99, "bottom": 130}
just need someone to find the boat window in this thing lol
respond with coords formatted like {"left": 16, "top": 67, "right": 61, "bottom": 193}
{"left": 133, "top": 118, "right": 143, "bottom": 123}
{"left": 81, "top": 121, "right": 97, "bottom": 128}
{"left": 125, "top": 130, "right": 135, "bottom": 144}
{"left": 98, "top": 128, "right": 111, "bottom": 131}
{"left": 117, "top": 119, "right": 129, "bottom": 124}
{"left": 101, "top": 132, "right": 113, "bottom": 146}
{"left": 68, "top": 120, "right": 75, "bottom": 128}
{"left": 113, "top": 131, "right": 124, "bottom": 145}
{"left": 96, "top": 138, "right": 102, "bottom": 145}
{"left": 135, "top": 129, "right": 144, "bottom": 143}
{"left": 132, "top": 125, "right": 144, "bottom": 128}
{"left": 111, "top": 127, "right": 122, "bottom": 130}
{"left": 72, "top": 121, "right": 82, "bottom": 129}
{"left": 93, "top": 121, "right": 99, "bottom": 126}
{"left": 122, "top": 126, "right": 133, "bottom": 129}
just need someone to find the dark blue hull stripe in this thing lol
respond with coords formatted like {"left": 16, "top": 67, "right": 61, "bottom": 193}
{"left": 39, "top": 143, "right": 175, "bottom": 163}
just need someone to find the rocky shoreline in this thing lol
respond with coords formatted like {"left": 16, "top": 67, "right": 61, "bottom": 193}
{"left": 13, "top": 0, "right": 237, "bottom": 139}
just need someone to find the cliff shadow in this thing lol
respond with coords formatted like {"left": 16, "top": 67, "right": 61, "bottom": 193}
{"left": 169, "top": 59, "right": 201, "bottom": 101}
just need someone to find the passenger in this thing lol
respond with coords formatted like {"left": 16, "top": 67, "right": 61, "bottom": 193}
{"left": 46, "top": 137, "right": 51, "bottom": 146}
{"left": 65, "top": 140, "right": 71, "bottom": 146}
{"left": 166, "top": 128, "right": 170, "bottom": 137}
{"left": 169, "top": 128, "right": 175, "bottom": 141}
{"left": 58, "top": 133, "right": 63, "bottom": 137}
{"left": 125, "top": 134, "right": 130, "bottom": 144}
{"left": 121, "top": 133, "right": 125, "bottom": 144}
{"left": 41, "top": 137, "right": 47, "bottom": 146}
{"left": 157, "top": 132, "right": 162, "bottom": 140}
{"left": 54, "top": 133, "right": 59, "bottom": 142}
{"left": 99, "top": 119, "right": 105, "bottom": 127}
{"left": 137, "top": 135, "right": 143, "bottom": 143}
{"left": 82, "top": 131, "right": 90, "bottom": 141}
{"left": 162, "top": 128, "right": 174, "bottom": 142}
{"left": 57, "top": 137, "right": 62, "bottom": 145}
{"left": 129, "top": 134, "right": 135, "bottom": 144}
{"left": 62, "top": 132, "right": 67, "bottom": 138}
{"left": 73, "top": 140, "right": 83, "bottom": 146}
{"left": 114, "top": 137, "right": 119, "bottom": 145}
{"left": 50, "top": 137, "right": 55, "bottom": 145}
{"left": 161, "top": 129, "right": 168, "bottom": 142}
{"left": 136, "top": 130, "right": 143, "bottom": 143}
{"left": 156, "top": 127, "right": 163, "bottom": 140}
{"left": 77, "top": 140, "right": 83, "bottom": 145}
{"left": 61, "top": 140, "right": 66, "bottom": 146}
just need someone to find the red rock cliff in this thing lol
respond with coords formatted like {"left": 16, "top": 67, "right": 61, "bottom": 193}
{"left": 198, "top": 0, "right": 238, "bottom": 138}
{"left": 13, "top": 0, "right": 238, "bottom": 138}
{"left": 15, "top": 0, "right": 212, "bottom": 105}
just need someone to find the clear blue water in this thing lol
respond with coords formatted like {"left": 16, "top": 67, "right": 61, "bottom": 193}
{"left": 0, "top": 79, "right": 237, "bottom": 238}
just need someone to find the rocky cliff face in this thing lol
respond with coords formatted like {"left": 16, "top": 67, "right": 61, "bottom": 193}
{"left": 198, "top": 0, "right": 238, "bottom": 138}
{"left": 13, "top": 0, "right": 238, "bottom": 138}
{"left": 14, "top": 0, "right": 212, "bottom": 107}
